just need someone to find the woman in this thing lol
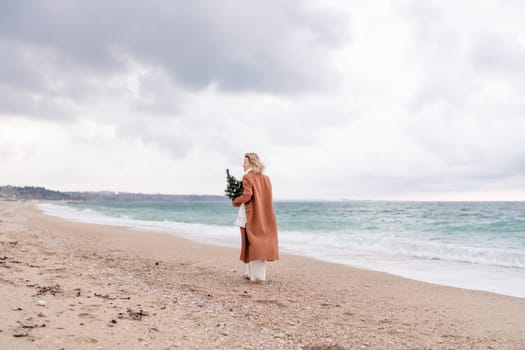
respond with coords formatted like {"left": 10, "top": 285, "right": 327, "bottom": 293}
{"left": 232, "top": 153, "right": 279, "bottom": 282}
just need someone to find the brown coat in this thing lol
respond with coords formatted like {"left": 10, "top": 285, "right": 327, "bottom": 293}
{"left": 232, "top": 172, "right": 279, "bottom": 263}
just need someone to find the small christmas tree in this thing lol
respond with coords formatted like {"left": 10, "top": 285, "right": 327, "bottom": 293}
{"left": 225, "top": 169, "right": 243, "bottom": 199}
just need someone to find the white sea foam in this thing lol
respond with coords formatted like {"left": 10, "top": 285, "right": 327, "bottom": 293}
{"left": 279, "top": 229, "right": 525, "bottom": 269}
{"left": 38, "top": 202, "right": 240, "bottom": 247}
{"left": 38, "top": 203, "right": 525, "bottom": 298}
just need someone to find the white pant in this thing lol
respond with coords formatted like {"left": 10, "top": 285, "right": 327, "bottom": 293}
{"left": 245, "top": 260, "right": 266, "bottom": 281}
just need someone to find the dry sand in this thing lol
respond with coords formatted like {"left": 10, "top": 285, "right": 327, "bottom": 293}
{"left": 0, "top": 201, "right": 524, "bottom": 349}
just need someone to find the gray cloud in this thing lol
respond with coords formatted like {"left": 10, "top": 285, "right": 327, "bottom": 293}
{"left": 0, "top": 83, "right": 76, "bottom": 119}
{"left": 471, "top": 34, "right": 525, "bottom": 76}
{"left": 0, "top": 38, "right": 115, "bottom": 119}
{"left": 0, "top": 0, "right": 346, "bottom": 97}
{"left": 395, "top": 1, "right": 525, "bottom": 190}
{"left": 0, "top": 41, "right": 48, "bottom": 92}
{"left": 401, "top": 1, "right": 525, "bottom": 111}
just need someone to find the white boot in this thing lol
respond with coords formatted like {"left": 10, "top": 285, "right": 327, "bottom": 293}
{"left": 248, "top": 260, "right": 266, "bottom": 282}
{"left": 243, "top": 263, "right": 251, "bottom": 280}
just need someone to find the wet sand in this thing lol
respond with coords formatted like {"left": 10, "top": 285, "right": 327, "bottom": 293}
{"left": 0, "top": 201, "right": 524, "bottom": 349}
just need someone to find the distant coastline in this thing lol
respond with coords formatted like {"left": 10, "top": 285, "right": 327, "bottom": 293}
{"left": 0, "top": 185, "right": 227, "bottom": 203}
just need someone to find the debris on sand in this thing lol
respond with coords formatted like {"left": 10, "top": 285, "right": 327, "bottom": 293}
{"left": 35, "top": 284, "right": 63, "bottom": 296}
{"left": 126, "top": 308, "right": 149, "bottom": 320}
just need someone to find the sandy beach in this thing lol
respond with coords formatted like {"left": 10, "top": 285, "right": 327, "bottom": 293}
{"left": 0, "top": 201, "right": 524, "bottom": 349}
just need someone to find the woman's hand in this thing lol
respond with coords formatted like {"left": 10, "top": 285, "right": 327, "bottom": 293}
{"left": 232, "top": 175, "right": 253, "bottom": 207}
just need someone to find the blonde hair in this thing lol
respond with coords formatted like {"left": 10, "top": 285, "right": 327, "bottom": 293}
{"left": 245, "top": 153, "right": 265, "bottom": 174}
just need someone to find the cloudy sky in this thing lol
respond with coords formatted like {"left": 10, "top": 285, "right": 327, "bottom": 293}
{"left": 1, "top": 0, "right": 524, "bottom": 200}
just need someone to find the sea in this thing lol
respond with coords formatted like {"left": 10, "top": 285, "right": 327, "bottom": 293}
{"left": 38, "top": 200, "right": 525, "bottom": 298}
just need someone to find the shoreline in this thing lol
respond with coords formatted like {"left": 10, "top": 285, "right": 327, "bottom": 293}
{"left": 1, "top": 201, "right": 524, "bottom": 349}
{"left": 38, "top": 201, "right": 525, "bottom": 299}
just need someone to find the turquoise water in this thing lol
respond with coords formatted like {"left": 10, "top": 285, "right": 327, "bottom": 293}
{"left": 40, "top": 201, "right": 525, "bottom": 297}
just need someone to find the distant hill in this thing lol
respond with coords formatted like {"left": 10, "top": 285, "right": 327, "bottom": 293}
{"left": 0, "top": 185, "right": 227, "bottom": 202}
{"left": 0, "top": 186, "right": 76, "bottom": 201}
